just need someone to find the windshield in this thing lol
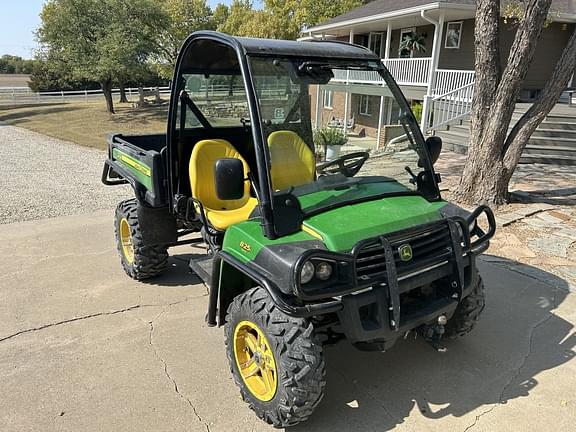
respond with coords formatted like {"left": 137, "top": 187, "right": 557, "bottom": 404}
{"left": 248, "top": 56, "right": 438, "bottom": 213}
{"left": 179, "top": 72, "right": 249, "bottom": 127}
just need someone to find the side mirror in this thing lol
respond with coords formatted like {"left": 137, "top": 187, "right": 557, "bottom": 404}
{"left": 215, "top": 158, "right": 244, "bottom": 200}
{"left": 425, "top": 136, "right": 442, "bottom": 166}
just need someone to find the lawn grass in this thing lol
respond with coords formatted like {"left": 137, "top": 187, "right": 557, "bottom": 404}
{"left": 0, "top": 100, "right": 168, "bottom": 150}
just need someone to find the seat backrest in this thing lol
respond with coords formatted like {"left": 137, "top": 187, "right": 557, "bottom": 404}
{"left": 267, "top": 130, "right": 315, "bottom": 191}
{"left": 189, "top": 139, "right": 250, "bottom": 211}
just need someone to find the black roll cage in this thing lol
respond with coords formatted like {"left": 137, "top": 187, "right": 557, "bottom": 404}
{"left": 167, "top": 31, "right": 440, "bottom": 240}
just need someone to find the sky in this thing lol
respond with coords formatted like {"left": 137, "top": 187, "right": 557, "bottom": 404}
{"left": 0, "top": 0, "right": 237, "bottom": 59}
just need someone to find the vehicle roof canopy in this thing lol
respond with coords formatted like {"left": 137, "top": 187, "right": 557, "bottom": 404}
{"left": 178, "top": 31, "right": 379, "bottom": 75}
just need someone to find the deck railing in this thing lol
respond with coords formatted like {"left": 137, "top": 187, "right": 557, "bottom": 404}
{"left": 383, "top": 57, "right": 432, "bottom": 87}
{"left": 425, "top": 82, "right": 475, "bottom": 131}
{"left": 434, "top": 69, "right": 475, "bottom": 95}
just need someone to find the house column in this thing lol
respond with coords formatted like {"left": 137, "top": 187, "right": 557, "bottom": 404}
{"left": 420, "top": 11, "right": 445, "bottom": 132}
{"left": 315, "top": 85, "right": 322, "bottom": 129}
{"left": 314, "top": 34, "right": 327, "bottom": 129}
{"left": 377, "top": 22, "right": 393, "bottom": 149}
{"left": 343, "top": 28, "right": 355, "bottom": 137}
{"left": 384, "top": 21, "right": 392, "bottom": 59}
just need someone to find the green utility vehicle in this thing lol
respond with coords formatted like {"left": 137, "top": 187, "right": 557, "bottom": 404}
{"left": 102, "top": 31, "right": 495, "bottom": 427}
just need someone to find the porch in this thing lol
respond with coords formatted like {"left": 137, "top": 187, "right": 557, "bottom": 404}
{"left": 303, "top": 5, "right": 478, "bottom": 134}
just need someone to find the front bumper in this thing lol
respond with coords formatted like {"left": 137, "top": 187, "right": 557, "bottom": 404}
{"left": 336, "top": 253, "right": 478, "bottom": 348}
{"left": 218, "top": 207, "right": 495, "bottom": 342}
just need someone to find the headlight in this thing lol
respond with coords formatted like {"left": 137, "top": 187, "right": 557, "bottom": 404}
{"left": 300, "top": 261, "right": 315, "bottom": 284}
{"left": 315, "top": 261, "right": 333, "bottom": 281}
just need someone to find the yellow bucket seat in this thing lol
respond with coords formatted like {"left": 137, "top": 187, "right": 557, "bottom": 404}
{"left": 267, "top": 130, "right": 315, "bottom": 191}
{"left": 189, "top": 139, "right": 257, "bottom": 230}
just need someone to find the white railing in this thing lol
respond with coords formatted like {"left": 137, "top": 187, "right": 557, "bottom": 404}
{"left": 383, "top": 57, "right": 432, "bottom": 87}
{"left": 332, "top": 69, "right": 384, "bottom": 84}
{"left": 425, "top": 82, "right": 475, "bottom": 131}
{"left": 0, "top": 86, "right": 171, "bottom": 106}
{"left": 434, "top": 69, "right": 475, "bottom": 95}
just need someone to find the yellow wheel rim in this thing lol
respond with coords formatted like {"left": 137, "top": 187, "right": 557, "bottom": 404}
{"left": 119, "top": 218, "right": 134, "bottom": 264}
{"left": 234, "top": 320, "right": 278, "bottom": 402}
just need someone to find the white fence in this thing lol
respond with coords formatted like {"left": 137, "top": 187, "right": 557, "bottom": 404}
{"left": 0, "top": 86, "right": 171, "bottom": 106}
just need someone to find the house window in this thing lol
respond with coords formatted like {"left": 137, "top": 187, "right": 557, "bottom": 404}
{"left": 323, "top": 90, "right": 333, "bottom": 109}
{"left": 359, "top": 95, "right": 371, "bottom": 115}
{"left": 399, "top": 28, "right": 416, "bottom": 58}
{"left": 368, "top": 32, "right": 384, "bottom": 58}
{"left": 445, "top": 21, "right": 463, "bottom": 49}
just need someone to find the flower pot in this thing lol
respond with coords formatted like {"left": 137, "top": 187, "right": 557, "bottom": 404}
{"left": 326, "top": 145, "right": 341, "bottom": 161}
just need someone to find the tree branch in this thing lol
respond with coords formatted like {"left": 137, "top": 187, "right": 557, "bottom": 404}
{"left": 503, "top": 27, "right": 576, "bottom": 169}
{"left": 492, "top": 0, "right": 552, "bottom": 117}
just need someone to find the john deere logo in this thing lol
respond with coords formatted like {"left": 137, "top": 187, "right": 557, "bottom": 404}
{"left": 398, "top": 244, "right": 413, "bottom": 262}
{"left": 239, "top": 241, "right": 251, "bottom": 252}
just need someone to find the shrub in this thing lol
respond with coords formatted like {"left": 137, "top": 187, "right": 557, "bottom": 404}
{"left": 313, "top": 127, "right": 348, "bottom": 148}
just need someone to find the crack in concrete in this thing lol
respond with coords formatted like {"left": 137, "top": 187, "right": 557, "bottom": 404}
{"left": 147, "top": 310, "right": 211, "bottom": 432}
{"left": 462, "top": 284, "right": 561, "bottom": 432}
{"left": 0, "top": 297, "right": 200, "bottom": 343}
{"left": 499, "top": 207, "right": 556, "bottom": 227}
{"left": 0, "top": 304, "right": 144, "bottom": 343}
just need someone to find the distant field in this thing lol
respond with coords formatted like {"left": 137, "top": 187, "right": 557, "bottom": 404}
{"left": 0, "top": 101, "right": 167, "bottom": 149}
{"left": 0, "top": 74, "right": 31, "bottom": 88}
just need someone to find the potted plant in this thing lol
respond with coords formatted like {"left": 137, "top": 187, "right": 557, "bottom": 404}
{"left": 314, "top": 127, "right": 348, "bottom": 160}
{"left": 399, "top": 31, "right": 427, "bottom": 57}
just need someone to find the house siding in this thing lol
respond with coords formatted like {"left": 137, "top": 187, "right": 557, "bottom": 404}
{"left": 438, "top": 19, "right": 475, "bottom": 70}
{"left": 501, "top": 21, "right": 575, "bottom": 90}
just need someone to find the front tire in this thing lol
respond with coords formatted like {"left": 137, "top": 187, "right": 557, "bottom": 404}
{"left": 445, "top": 272, "right": 485, "bottom": 338}
{"left": 224, "top": 287, "right": 326, "bottom": 428}
{"left": 114, "top": 199, "right": 168, "bottom": 280}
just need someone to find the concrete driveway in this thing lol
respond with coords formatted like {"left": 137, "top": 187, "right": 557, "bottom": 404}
{"left": 1, "top": 212, "right": 575, "bottom": 432}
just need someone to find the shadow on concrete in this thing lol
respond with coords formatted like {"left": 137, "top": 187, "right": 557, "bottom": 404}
{"left": 511, "top": 188, "right": 576, "bottom": 206}
{"left": 295, "top": 256, "right": 574, "bottom": 431}
{"left": 140, "top": 253, "right": 204, "bottom": 288}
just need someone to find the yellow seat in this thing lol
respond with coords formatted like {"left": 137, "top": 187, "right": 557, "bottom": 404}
{"left": 267, "top": 130, "right": 315, "bottom": 191}
{"left": 189, "top": 139, "right": 257, "bottom": 230}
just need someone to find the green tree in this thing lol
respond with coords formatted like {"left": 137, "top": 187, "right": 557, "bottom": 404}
{"left": 37, "top": 0, "right": 167, "bottom": 113}
{"left": 217, "top": 0, "right": 363, "bottom": 40}
{"left": 0, "top": 55, "right": 36, "bottom": 74}
{"left": 154, "top": 0, "right": 216, "bottom": 80}
{"left": 212, "top": 3, "right": 230, "bottom": 29}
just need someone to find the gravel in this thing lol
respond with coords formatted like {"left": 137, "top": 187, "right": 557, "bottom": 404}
{"left": 0, "top": 124, "right": 131, "bottom": 224}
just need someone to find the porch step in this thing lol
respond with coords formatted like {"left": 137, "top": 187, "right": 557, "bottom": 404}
{"left": 518, "top": 153, "right": 576, "bottom": 165}
{"left": 522, "top": 144, "right": 576, "bottom": 157}
{"left": 541, "top": 120, "right": 576, "bottom": 130}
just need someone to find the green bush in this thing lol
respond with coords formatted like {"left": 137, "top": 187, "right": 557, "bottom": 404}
{"left": 313, "top": 127, "right": 348, "bottom": 147}
{"left": 411, "top": 101, "right": 423, "bottom": 123}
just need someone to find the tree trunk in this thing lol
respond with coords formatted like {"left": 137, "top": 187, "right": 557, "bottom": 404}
{"left": 456, "top": 0, "right": 553, "bottom": 205}
{"left": 101, "top": 79, "right": 115, "bottom": 114}
{"left": 118, "top": 83, "right": 128, "bottom": 103}
{"left": 138, "top": 87, "right": 145, "bottom": 105}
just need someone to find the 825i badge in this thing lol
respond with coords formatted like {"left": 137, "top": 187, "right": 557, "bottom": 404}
{"left": 239, "top": 241, "right": 251, "bottom": 252}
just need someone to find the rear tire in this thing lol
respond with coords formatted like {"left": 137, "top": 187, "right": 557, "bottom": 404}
{"left": 445, "top": 272, "right": 485, "bottom": 338}
{"left": 224, "top": 287, "right": 326, "bottom": 428}
{"left": 114, "top": 199, "right": 168, "bottom": 280}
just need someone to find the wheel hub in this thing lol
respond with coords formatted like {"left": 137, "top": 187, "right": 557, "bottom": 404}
{"left": 234, "top": 320, "right": 278, "bottom": 402}
{"left": 119, "top": 218, "right": 134, "bottom": 264}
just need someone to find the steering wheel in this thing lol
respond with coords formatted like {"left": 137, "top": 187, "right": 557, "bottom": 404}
{"left": 316, "top": 151, "right": 369, "bottom": 178}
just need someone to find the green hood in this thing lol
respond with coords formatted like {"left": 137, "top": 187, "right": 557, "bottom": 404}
{"left": 300, "top": 184, "right": 445, "bottom": 251}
